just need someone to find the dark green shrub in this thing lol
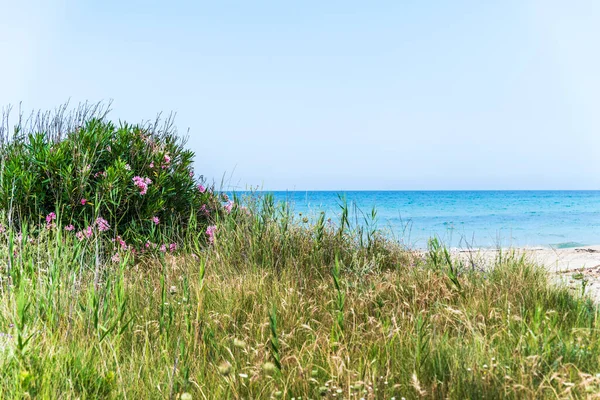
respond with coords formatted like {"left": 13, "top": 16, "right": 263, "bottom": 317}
{"left": 0, "top": 104, "right": 220, "bottom": 248}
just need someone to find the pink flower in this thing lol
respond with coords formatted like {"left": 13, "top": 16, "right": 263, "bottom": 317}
{"left": 200, "top": 204, "right": 210, "bottom": 216}
{"left": 189, "top": 171, "right": 194, "bottom": 177}
{"left": 169, "top": 243, "right": 177, "bottom": 252}
{"left": 81, "top": 198, "right": 87, "bottom": 206}
{"left": 75, "top": 231, "right": 85, "bottom": 241}
{"left": 132, "top": 176, "right": 152, "bottom": 195}
{"left": 197, "top": 185, "right": 206, "bottom": 193}
{"left": 95, "top": 217, "right": 110, "bottom": 232}
{"left": 164, "top": 154, "right": 171, "bottom": 164}
{"left": 65, "top": 224, "right": 75, "bottom": 231}
{"left": 224, "top": 201, "right": 234, "bottom": 214}
{"left": 84, "top": 226, "right": 93, "bottom": 238}
{"left": 149, "top": 162, "right": 154, "bottom": 168}
{"left": 46, "top": 212, "right": 57, "bottom": 224}
{"left": 111, "top": 253, "right": 121, "bottom": 263}
{"left": 115, "top": 236, "right": 127, "bottom": 250}
{"left": 206, "top": 225, "right": 217, "bottom": 244}
{"left": 160, "top": 244, "right": 167, "bottom": 253}
{"left": 151, "top": 216, "right": 160, "bottom": 225}
{"left": 145, "top": 241, "right": 152, "bottom": 249}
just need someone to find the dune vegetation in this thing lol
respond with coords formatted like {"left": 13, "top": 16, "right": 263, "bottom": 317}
{"left": 1, "top": 105, "right": 600, "bottom": 399}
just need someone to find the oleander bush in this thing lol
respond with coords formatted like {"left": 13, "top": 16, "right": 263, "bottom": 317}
{"left": 0, "top": 104, "right": 222, "bottom": 251}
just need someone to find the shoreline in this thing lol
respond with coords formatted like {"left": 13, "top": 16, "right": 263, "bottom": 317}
{"left": 441, "top": 245, "right": 600, "bottom": 301}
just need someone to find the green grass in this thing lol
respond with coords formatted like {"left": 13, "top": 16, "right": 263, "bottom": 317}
{"left": 1, "top": 195, "right": 600, "bottom": 399}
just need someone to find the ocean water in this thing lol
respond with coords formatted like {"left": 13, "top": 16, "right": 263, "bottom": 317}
{"left": 252, "top": 191, "right": 600, "bottom": 249}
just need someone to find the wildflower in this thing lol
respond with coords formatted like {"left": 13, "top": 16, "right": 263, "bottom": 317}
{"left": 132, "top": 176, "right": 152, "bottom": 195}
{"left": 151, "top": 216, "right": 160, "bottom": 225}
{"left": 46, "top": 212, "right": 56, "bottom": 224}
{"left": 65, "top": 224, "right": 75, "bottom": 231}
{"left": 189, "top": 171, "right": 194, "bottom": 177}
{"left": 169, "top": 243, "right": 177, "bottom": 252}
{"left": 124, "top": 164, "right": 131, "bottom": 171}
{"left": 75, "top": 231, "right": 85, "bottom": 241}
{"left": 95, "top": 217, "right": 110, "bottom": 232}
{"left": 224, "top": 201, "right": 234, "bottom": 214}
{"left": 111, "top": 253, "right": 120, "bottom": 263}
{"left": 200, "top": 204, "right": 210, "bottom": 216}
{"left": 84, "top": 226, "right": 93, "bottom": 238}
{"left": 160, "top": 244, "right": 167, "bottom": 253}
{"left": 206, "top": 225, "right": 217, "bottom": 244}
{"left": 145, "top": 241, "right": 152, "bottom": 249}
{"left": 197, "top": 184, "right": 206, "bottom": 193}
{"left": 81, "top": 198, "right": 87, "bottom": 206}
{"left": 149, "top": 162, "right": 154, "bottom": 168}
{"left": 164, "top": 154, "right": 171, "bottom": 164}
{"left": 115, "top": 236, "right": 127, "bottom": 250}
{"left": 45, "top": 212, "right": 57, "bottom": 229}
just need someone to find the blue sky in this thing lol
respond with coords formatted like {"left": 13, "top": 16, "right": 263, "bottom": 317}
{"left": 1, "top": 0, "right": 599, "bottom": 190}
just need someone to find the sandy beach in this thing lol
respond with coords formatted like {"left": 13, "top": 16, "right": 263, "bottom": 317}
{"left": 452, "top": 245, "right": 600, "bottom": 301}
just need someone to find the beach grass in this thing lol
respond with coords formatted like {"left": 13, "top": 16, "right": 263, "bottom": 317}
{"left": 1, "top": 196, "right": 600, "bottom": 399}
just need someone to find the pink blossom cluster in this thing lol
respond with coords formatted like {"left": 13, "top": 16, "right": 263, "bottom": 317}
{"left": 75, "top": 226, "right": 94, "bottom": 241}
{"left": 45, "top": 212, "right": 57, "bottom": 229}
{"left": 199, "top": 204, "right": 210, "bottom": 216}
{"left": 206, "top": 225, "right": 217, "bottom": 244}
{"left": 94, "top": 171, "right": 107, "bottom": 178}
{"left": 95, "top": 217, "right": 110, "bottom": 232}
{"left": 151, "top": 216, "right": 160, "bottom": 225}
{"left": 132, "top": 176, "right": 152, "bottom": 195}
{"left": 224, "top": 201, "right": 234, "bottom": 214}
{"left": 115, "top": 236, "right": 128, "bottom": 250}
{"left": 197, "top": 185, "right": 206, "bottom": 193}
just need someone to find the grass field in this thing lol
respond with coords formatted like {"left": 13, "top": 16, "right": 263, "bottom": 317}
{"left": 1, "top": 194, "right": 600, "bottom": 399}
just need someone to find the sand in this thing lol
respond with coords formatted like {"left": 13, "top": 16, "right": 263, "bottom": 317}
{"left": 449, "top": 245, "right": 600, "bottom": 302}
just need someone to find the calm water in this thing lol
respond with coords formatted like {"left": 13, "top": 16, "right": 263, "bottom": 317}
{"left": 250, "top": 191, "right": 600, "bottom": 249}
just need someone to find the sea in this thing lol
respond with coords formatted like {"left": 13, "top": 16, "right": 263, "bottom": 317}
{"left": 247, "top": 191, "right": 600, "bottom": 249}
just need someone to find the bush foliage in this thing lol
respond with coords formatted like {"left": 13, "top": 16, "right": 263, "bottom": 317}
{"left": 0, "top": 104, "right": 218, "bottom": 247}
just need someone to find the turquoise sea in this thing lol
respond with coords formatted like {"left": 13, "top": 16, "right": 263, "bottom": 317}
{"left": 256, "top": 191, "right": 600, "bottom": 249}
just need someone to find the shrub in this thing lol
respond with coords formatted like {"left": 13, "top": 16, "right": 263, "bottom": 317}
{"left": 0, "top": 103, "right": 219, "bottom": 248}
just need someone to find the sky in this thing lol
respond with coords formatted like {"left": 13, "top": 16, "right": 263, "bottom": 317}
{"left": 1, "top": 0, "right": 599, "bottom": 190}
